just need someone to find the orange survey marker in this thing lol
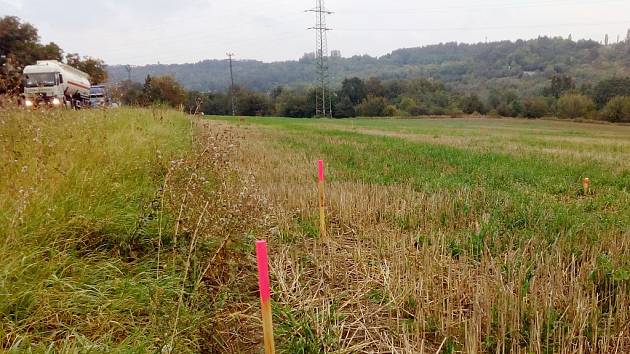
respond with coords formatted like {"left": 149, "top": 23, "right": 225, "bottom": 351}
{"left": 256, "top": 240, "right": 275, "bottom": 354}
{"left": 318, "top": 160, "right": 327, "bottom": 239}
{"left": 582, "top": 177, "right": 590, "bottom": 194}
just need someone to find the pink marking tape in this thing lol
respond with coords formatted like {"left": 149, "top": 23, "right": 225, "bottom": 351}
{"left": 256, "top": 240, "right": 271, "bottom": 302}
{"left": 318, "top": 160, "right": 325, "bottom": 182}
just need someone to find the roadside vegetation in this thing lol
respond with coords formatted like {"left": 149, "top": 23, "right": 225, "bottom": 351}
{"left": 0, "top": 108, "right": 188, "bottom": 350}
{"left": 0, "top": 108, "right": 269, "bottom": 351}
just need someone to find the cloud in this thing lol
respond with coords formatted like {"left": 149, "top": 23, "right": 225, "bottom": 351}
{"left": 0, "top": 0, "right": 23, "bottom": 11}
{"left": 2, "top": 0, "right": 630, "bottom": 65}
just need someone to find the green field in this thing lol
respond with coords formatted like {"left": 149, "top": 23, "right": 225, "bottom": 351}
{"left": 211, "top": 116, "right": 630, "bottom": 352}
{"left": 1, "top": 109, "right": 629, "bottom": 352}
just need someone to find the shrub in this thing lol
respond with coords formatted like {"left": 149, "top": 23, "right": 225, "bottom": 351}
{"left": 398, "top": 97, "right": 418, "bottom": 116}
{"left": 593, "top": 77, "right": 630, "bottom": 108}
{"left": 460, "top": 94, "right": 488, "bottom": 115}
{"left": 384, "top": 105, "right": 398, "bottom": 117}
{"left": 557, "top": 94, "right": 595, "bottom": 118}
{"left": 522, "top": 97, "right": 549, "bottom": 118}
{"left": 601, "top": 96, "right": 630, "bottom": 123}
{"left": 356, "top": 95, "right": 388, "bottom": 117}
{"left": 334, "top": 96, "right": 356, "bottom": 118}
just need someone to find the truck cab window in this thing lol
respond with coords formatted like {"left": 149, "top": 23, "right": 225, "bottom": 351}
{"left": 58, "top": 74, "right": 63, "bottom": 84}
{"left": 24, "top": 73, "right": 56, "bottom": 87}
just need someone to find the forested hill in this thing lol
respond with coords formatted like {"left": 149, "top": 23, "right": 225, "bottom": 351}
{"left": 107, "top": 36, "right": 630, "bottom": 95}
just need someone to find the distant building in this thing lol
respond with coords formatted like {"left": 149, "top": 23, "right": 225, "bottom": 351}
{"left": 301, "top": 52, "right": 316, "bottom": 61}
{"left": 330, "top": 50, "right": 342, "bottom": 58}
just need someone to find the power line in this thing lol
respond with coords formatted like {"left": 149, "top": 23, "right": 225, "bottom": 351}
{"left": 307, "top": 0, "right": 333, "bottom": 118}
{"left": 227, "top": 52, "right": 237, "bottom": 116}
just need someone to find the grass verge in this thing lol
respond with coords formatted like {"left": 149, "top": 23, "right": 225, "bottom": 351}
{"left": 0, "top": 108, "right": 267, "bottom": 352}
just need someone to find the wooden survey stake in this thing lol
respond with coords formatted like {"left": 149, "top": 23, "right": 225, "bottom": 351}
{"left": 255, "top": 240, "right": 275, "bottom": 354}
{"left": 318, "top": 160, "right": 327, "bottom": 239}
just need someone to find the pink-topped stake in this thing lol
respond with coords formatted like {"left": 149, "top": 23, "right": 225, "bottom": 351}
{"left": 318, "top": 159, "right": 325, "bottom": 182}
{"left": 255, "top": 240, "right": 275, "bottom": 354}
{"left": 317, "top": 160, "right": 327, "bottom": 239}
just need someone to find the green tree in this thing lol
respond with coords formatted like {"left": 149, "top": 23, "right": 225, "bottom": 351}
{"left": 497, "top": 99, "right": 523, "bottom": 117}
{"left": 140, "top": 75, "right": 186, "bottom": 107}
{"left": 601, "top": 96, "right": 630, "bottom": 122}
{"left": 116, "top": 80, "right": 144, "bottom": 106}
{"left": 203, "top": 92, "right": 230, "bottom": 115}
{"left": 142, "top": 75, "right": 153, "bottom": 104}
{"left": 593, "top": 77, "right": 630, "bottom": 108}
{"left": 544, "top": 74, "right": 575, "bottom": 98}
{"left": 460, "top": 94, "right": 487, "bottom": 114}
{"left": 522, "top": 97, "right": 549, "bottom": 118}
{"left": 356, "top": 95, "right": 389, "bottom": 117}
{"left": 0, "top": 16, "right": 62, "bottom": 94}
{"left": 365, "top": 77, "right": 385, "bottom": 97}
{"left": 556, "top": 94, "right": 595, "bottom": 118}
{"left": 334, "top": 95, "right": 356, "bottom": 118}
{"left": 275, "top": 89, "right": 314, "bottom": 118}
{"left": 384, "top": 105, "right": 398, "bottom": 116}
{"left": 236, "top": 87, "right": 272, "bottom": 116}
{"left": 66, "top": 53, "right": 108, "bottom": 84}
{"left": 510, "top": 100, "right": 524, "bottom": 117}
{"left": 398, "top": 97, "right": 418, "bottom": 115}
{"left": 270, "top": 86, "right": 284, "bottom": 99}
{"left": 338, "top": 77, "right": 367, "bottom": 105}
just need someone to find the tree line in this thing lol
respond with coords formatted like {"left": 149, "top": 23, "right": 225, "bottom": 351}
{"left": 117, "top": 73, "right": 630, "bottom": 123}
{"left": 108, "top": 36, "right": 630, "bottom": 99}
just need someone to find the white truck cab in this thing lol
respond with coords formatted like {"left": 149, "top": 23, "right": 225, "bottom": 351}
{"left": 22, "top": 60, "right": 91, "bottom": 108}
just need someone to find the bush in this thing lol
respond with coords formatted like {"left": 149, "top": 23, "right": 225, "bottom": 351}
{"left": 384, "top": 105, "right": 398, "bottom": 117}
{"left": 593, "top": 77, "right": 630, "bottom": 108}
{"left": 276, "top": 90, "right": 315, "bottom": 118}
{"left": 141, "top": 75, "right": 187, "bottom": 107}
{"left": 334, "top": 96, "right": 356, "bottom": 118}
{"left": 460, "top": 94, "right": 488, "bottom": 114}
{"left": 236, "top": 88, "right": 272, "bottom": 116}
{"left": 410, "top": 103, "right": 431, "bottom": 116}
{"left": 522, "top": 97, "right": 549, "bottom": 118}
{"left": 398, "top": 97, "right": 417, "bottom": 116}
{"left": 557, "top": 94, "right": 595, "bottom": 118}
{"left": 601, "top": 96, "right": 630, "bottom": 123}
{"left": 356, "top": 95, "right": 389, "bottom": 117}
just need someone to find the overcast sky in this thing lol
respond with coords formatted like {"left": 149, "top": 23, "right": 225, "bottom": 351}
{"left": 2, "top": 0, "right": 629, "bottom": 65}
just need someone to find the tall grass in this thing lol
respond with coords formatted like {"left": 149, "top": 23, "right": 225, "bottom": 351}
{"left": 0, "top": 108, "right": 209, "bottom": 351}
{"left": 0, "top": 109, "right": 272, "bottom": 352}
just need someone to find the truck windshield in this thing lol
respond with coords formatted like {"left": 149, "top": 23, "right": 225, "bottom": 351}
{"left": 24, "top": 73, "right": 56, "bottom": 87}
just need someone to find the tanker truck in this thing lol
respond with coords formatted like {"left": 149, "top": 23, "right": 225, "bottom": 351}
{"left": 22, "top": 60, "right": 91, "bottom": 108}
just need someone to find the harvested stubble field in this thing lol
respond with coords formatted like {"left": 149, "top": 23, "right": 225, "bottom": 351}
{"left": 1, "top": 108, "right": 629, "bottom": 353}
